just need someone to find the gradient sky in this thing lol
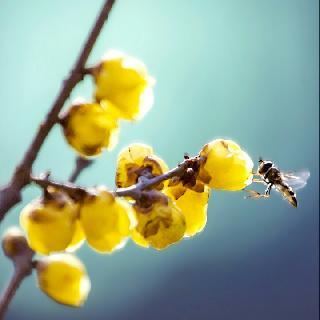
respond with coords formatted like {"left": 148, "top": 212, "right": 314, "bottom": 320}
{"left": 0, "top": 1, "right": 318, "bottom": 319}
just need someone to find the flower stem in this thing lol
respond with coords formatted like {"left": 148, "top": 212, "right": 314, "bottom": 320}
{"left": 69, "top": 157, "right": 94, "bottom": 183}
{"left": 0, "top": 234, "right": 35, "bottom": 320}
{"left": 30, "top": 155, "right": 202, "bottom": 201}
{"left": 0, "top": 264, "right": 33, "bottom": 319}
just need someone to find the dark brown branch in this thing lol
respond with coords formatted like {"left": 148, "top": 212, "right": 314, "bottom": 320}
{"left": 0, "top": 0, "right": 116, "bottom": 222}
{"left": 0, "top": 263, "right": 33, "bottom": 319}
{"left": 31, "top": 175, "right": 88, "bottom": 201}
{"left": 69, "top": 157, "right": 94, "bottom": 183}
{"left": 0, "top": 230, "right": 35, "bottom": 319}
{"left": 30, "top": 156, "right": 201, "bottom": 201}
{"left": 115, "top": 160, "right": 193, "bottom": 198}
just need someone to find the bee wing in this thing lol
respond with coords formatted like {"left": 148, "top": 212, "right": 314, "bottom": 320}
{"left": 281, "top": 169, "right": 310, "bottom": 190}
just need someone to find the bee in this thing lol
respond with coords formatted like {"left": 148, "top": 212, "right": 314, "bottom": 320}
{"left": 246, "top": 158, "right": 310, "bottom": 207}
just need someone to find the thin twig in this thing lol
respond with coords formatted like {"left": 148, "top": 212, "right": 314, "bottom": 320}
{"left": 31, "top": 175, "right": 88, "bottom": 201}
{"left": 69, "top": 157, "right": 94, "bottom": 183}
{"left": 0, "top": 232, "right": 35, "bottom": 319}
{"left": 0, "top": 267, "right": 31, "bottom": 320}
{"left": 0, "top": 0, "right": 116, "bottom": 222}
{"left": 115, "top": 158, "right": 195, "bottom": 198}
{"left": 30, "top": 156, "right": 201, "bottom": 201}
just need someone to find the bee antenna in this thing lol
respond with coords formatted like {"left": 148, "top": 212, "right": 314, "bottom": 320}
{"left": 258, "top": 157, "right": 263, "bottom": 163}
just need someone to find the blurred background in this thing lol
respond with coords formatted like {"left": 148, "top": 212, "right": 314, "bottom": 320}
{"left": 0, "top": 0, "right": 318, "bottom": 319}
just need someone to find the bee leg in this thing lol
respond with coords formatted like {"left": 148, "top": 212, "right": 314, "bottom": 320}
{"left": 265, "top": 183, "right": 273, "bottom": 196}
{"left": 252, "top": 173, "right": 267, "bottom": 184}
{"left": 252, "top": 178, "right": 265, "bottom": 183}
{"left": 245, "top": 189, "right": 269, "bottom": 199}
{"left": 245, "top": 183, "right": 273, "bottom": 200}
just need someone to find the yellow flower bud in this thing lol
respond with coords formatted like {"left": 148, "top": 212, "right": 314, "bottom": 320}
{"left": 199, "top": 139, "right": 253, "bottom": 191}
{"left": 36, "top": 253, "right": 90, "bottom": 307}
{"left": 62, "top": 100, "right": 119, "bottom": 157}
{"left": 132, "top": 198, "right": 186, "bottom": 250}
{"left": 66, "top": 220, "right": 85, "bottom": 252}
{"left": 20, "top": 191, "right": 79, "bottom": 255}
{"left": 165, "top": 185, "right": 210, "bottom": 237}
{"left": 93, "top": 51, "right": 155, "bottom": 121}
{"left": 116, "top": 143, "right": 168, "bottom": 188}
{"left": 79, "top": 188, "right": 136, "bottom": 253}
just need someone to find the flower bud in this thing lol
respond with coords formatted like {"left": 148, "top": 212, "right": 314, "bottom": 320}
{"left": 93, "top": 50, "right": 155, "bottom": 121}
{"left": 36, "top": 253, "right": 90, "bottom": 307}
{"left": 116, "top": 143, "right": 168, "bottom": 188}
{"left": 132, "top": 198, "right": 186, "bottom": 250}
{"left": 165, "top": 185, "right": 210, "bottom": 237}
{"left": 66, "top": 220, "right": 85, "bottom": 252}
{"left": 20, "top": 190, "right": 79, "bottom": 255}
{"left": 80, "top": 188, "right": 136, "bottom": 253}
{"left": 62, "top": 100, "right": 119, "bottom": 157}
{"left": 199, "top": 139, "right": 253, "bottom": 191}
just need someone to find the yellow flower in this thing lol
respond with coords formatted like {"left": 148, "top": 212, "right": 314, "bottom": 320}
{"left": 79, "top": 188, "right": 136, "bottom": 253}
{"left": 66, "top": 220, "right": 85, "bottom": 252}
{"left": 116, "top": 143, "right": 168, "bottom": 189}
{"left": 20, "top": 191, "right": 79, "bottom": 255}
{"left": 36, "top": 253, "right": 90, "bottom": 307}
{"left": 165, "top": 185, "right": 210, "bottom": 237}
{"left": 62, "top": 100, "right": 119, "bottom": 157}
{"left": 198, "top": 139, "right": 253, "bottom": 191}
{"left": 93, "top": 50, "right": 155, "bottom": 121}
{"left": 132, "top": 198, "right": 186, "bottom": 250}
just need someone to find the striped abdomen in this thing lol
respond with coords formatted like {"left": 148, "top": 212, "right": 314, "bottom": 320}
{"left": 275, "top": 183, "right": 297, "bottom": 207}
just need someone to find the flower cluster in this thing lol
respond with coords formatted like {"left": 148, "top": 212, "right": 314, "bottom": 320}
{"left": 2, "top": 50, "right": 254, "bottom": 309}
{"left": 61, "top": 50, "right": 154, "bottom": 157}
{"left": 13, "top": 138, "right": 253, "bottom": 307}
{"left": 121, "top": 141, "right": 253, "bottom": 248}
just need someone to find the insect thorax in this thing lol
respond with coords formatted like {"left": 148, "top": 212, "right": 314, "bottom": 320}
{"left": 264, "top": 167, "right": 282, "bottom": 184}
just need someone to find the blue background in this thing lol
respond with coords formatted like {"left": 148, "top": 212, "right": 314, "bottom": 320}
{"left": 0, "top": 0, "right": 318, "bottom": 319}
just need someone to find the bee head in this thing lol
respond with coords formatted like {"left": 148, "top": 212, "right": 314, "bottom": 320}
{"left": 257, "top": 159, "right": 273, "bottom": 175}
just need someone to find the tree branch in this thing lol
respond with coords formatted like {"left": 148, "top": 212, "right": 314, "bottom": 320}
{"left": 30, "top": 156, "right": 202, "bottom": 201}
{"left": 0, "top": 257, "right": 34, "bottom": 319}
{"left": 31, "top": 174, "right": 88, "bottom": 201}
{"left": 0, "top": 0, "right": 116, "bottom": 222}
{"left": 69, "top": 157, "right": 94, "bottom": 183}
{"left": 0, "top": 228, "right": 35, "bottom": 319}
